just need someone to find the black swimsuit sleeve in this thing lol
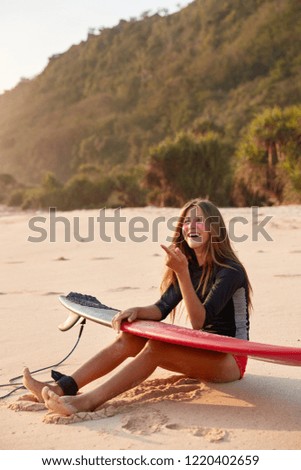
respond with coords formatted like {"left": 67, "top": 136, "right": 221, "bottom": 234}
{"left": 203, "top": 265, "right": 245, "bottom": 324}
{"left": 155, "top": 282, "right": 183, "bottom": 320}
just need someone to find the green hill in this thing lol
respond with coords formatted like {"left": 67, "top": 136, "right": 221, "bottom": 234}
{"left": 0, "top": 0, "right": 300, "bottom": 206}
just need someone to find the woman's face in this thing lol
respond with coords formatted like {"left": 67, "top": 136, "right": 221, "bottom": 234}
{"left": 181, "top": 205, "right": 210, "bottom": 249}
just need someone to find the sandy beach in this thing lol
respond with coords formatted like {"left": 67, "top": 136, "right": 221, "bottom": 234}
{"left": 0, "top": 205, "right": 301, "bottom": 450}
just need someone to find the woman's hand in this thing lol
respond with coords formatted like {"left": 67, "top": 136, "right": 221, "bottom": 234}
{"left": 112, "top": 307, "right": 139, "bottom": 333}
{"left": 161, "top": 244, "right": 189, "bottom": 277}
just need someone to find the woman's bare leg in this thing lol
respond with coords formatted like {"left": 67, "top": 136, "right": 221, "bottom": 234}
{"left": 42, "top": 339, "right": 241, "bottom": 416}
{"left": 71, "top": 333, "right": 147, "bottom": 389}
{"left": 23, "top": 333, "right": 146, "bottom": 402}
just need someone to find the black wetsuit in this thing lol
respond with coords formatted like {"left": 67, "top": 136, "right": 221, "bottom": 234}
{"left": 155, "top": 258, "right": 250, "bottom": 340}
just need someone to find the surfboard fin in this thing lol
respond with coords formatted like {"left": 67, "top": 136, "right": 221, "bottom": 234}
{"left": 58, "top": 311, "right": 83, "bottom": 331}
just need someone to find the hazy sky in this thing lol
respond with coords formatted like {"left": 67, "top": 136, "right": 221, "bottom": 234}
{"left": 0, "top": 0, "right": 188, "bottom": 94}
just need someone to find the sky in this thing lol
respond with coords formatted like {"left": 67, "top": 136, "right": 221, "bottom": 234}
{"left": 0, "top": 0, "right": 189, "bottom": 94}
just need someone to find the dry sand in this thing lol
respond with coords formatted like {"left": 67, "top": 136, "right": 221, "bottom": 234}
{"left": 0, "top": 205, "right": 300, "bottom": 450}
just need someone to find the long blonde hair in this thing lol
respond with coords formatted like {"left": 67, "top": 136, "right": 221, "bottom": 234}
{"left": 161, "top": 198, "right": 253, "bottom": 321}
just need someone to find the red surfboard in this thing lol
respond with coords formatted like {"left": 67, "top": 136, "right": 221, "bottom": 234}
{"left": 59, "top": 294, "right": 301, "bottom": 367}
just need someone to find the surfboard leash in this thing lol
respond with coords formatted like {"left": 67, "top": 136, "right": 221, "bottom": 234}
{"left": 0, "top": 318, "right": 86, "bottom": 400}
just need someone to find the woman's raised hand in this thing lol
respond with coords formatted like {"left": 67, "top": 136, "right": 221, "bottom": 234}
{"left": 112, "top": 308, "right": 139, "bottom": 333}
{"left": 160, "top": 244, "right": 188, "bottom": 276}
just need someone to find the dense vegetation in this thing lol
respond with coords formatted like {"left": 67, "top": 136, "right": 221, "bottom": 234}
{"left": 233, "top": 105, "right": 301, "bottom": 205}
{"left": 0, "top": 0, "right": 300, "bottom": 208}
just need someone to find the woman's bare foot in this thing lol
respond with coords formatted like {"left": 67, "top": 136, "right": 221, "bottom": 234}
{"left": 42, "top": 386, "right": 91, "bottom": 416}
{"left": 22, "top": 367, "right": 62, "bottom": 403}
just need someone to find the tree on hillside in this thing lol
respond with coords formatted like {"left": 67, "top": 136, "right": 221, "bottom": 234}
{"left": 111, "top": 166, "right": 147, "bottom": 207}
{"left": 233, "top": 106, "right": 301, "bottom": 205}
{"left": 0, "top": 173, "right": 23, "bottom": 205}
{"left": 144, "top": 131, "right": 233, "bottom": 206}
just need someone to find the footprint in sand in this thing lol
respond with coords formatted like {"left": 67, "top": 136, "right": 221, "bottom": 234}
{"left": 274, "top": 274, "right": 301, "bottom": 278}
{"left": 5, "top": 260, "right": 24, "bottom": 264}
{"left": 123, "top": 375, "right": 205, "bottom": 404}
{"left": 121, "top": 410, "right": 167, "bottom": 435}
{"left": 165, "top": 423, "right": 182, "bottom": 430}
{"left": 166, "top": 422, "right": 228, "bottom": 442}
{"left": 9, "top": 396, "right": 46, "bottom": 412}
{"left": 108, "top": 287, "right": 139, "bottom": 292}
{"left": 43, "top": 291, "right": 64, "bottom": 296}
{"left": 194, "top": 427, "right": 228, "bottom": 442}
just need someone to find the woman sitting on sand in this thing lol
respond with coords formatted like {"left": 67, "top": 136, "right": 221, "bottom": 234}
{"left": 23, "top": 198, "right": 252, "bottom": 416}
